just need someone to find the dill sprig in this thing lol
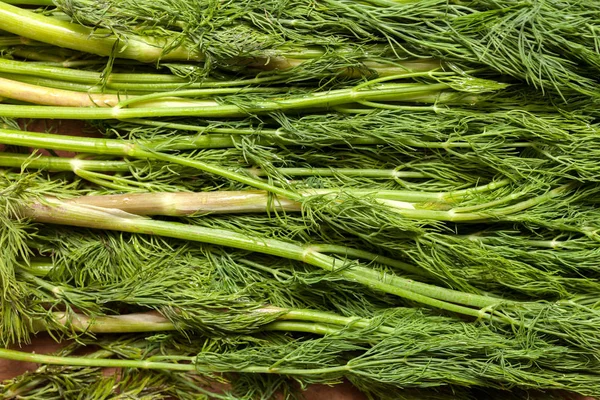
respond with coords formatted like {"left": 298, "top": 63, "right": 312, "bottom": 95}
{"left": 3, "top": 309, "right": 600, "bottom": 397}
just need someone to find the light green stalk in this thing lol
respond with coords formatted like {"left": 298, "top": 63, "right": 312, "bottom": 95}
{"left": 0, "top": 77, "right": 286, "bottom": 106}
{"left": 0, "top": 83, "right": 476, "bottom": 119}
{"left": 0, "top": 1, "right": 202, "bottom": 62}
{"left": 0, "top": 0, "right": 55, "bottom": 5}
{"left": 62, "top": 184, "right": 517, "bottom": 216}
{"left": 0, "top": 152, "right": 133, "bottom": 172}
{"left": 31, "top": 307, "right": 396, "bottom": 335}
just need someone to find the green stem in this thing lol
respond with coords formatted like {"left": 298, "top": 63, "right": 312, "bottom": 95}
{"left": 0, "top": 77, "right": 287, "bottom": 107}
{"left": 0, "top": 83, "right": 475, "bottom": 119}
{"left": 0, "top": 348, "right": 195, "bottom": 371}
{"left": 22, "top": 258, "right": 54, "bottom": 276}
{"left": 113, "top": 122, "right": 387, "bottom": 149}
{"left": 308, "top": 179, "right": 510, "bottom": 204}
{"left": 105, "top": 75, "right": 287, "bottom": 91}
{"left": 114, "top": 87, "right": 289, "bottom": 109}
{"left": 113, "top": 120, "right": 533, "bottom": 151}
{"left": 251, "top": 167, "right": 426, "bottom": 179}
{"left": 31, "top": 308, "right": 394, "bottom": 336}
{"left": 0, "top": 347, "right": 352, "bottom": 375}
{"left": 469, "top": 236, "right": 568, "bottom": 249}
{"left": 66, "top": 190, "right": 302, "bottom": 215}
{"left": 277, "top": 309, "right": 395, "bottom": 334}
{"left": 1, "top": 0, "right": 55, "bottom": 5}
{"left": 309, "top": 243, "right": 427, "bottom": 277}
{"left": 262, "top": 321, "right": 350, "bottom": 336}
{"left": 149, "top": 151, "right": 301, "bottom": 200}
{"left": 0, "top": 57, "right": 189, "bottom": 84}
{"left": 380, "top": 183, "right": 573, "bottom": 222}
{"left": 32, "top": 311, "right": 177, "bottom": 334}
{"left": 0, "top": 152, "right": 133, "bottom": 172}
{"left": 0, "top": 1, "right": 202, "bottom": 62}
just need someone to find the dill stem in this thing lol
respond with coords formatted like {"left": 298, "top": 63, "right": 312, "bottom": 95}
{"left": 262, "top": 321, "right": 353, "bottom": 336}
{"left": 53, "top": 186, "right": 514, "bottom": 217}
{"left": 0, "top": 1, "right": 202, "bottom": 62}
{"left": 2, "top": 128, "right": 557, "bottom": 221}
{"left": 1, "top": 0, "right": 55, "bottom": 5}
{"left": 252, "top": 168, "right": 426, "bottom": 179}
{"left": 66, "top": 191, "right": 302, "bottom": 215}
{"left": 275, "top": 308, "right": 394, "bottom": 334}
{"left": 0, "top": 153, "right": 418, "bottom": 184}
{"left": 0, "top": 76, "right": 130, "bottom": 107}
{"left": 33, "top": 311, "right": 177, "bottom": 334}
{"left": 0, "top": 347, "right": 354, "bottom": 375}
{"left": 385, "top": 183, "right": 574, "bottom": 222}
{"left": 0, "top": 130, "right": 504, "bottom": 206}
{"left": 0, "top": 57, "right": 190, "bottom": 84}
{"left": 0, "top": 348, "right": 195, "bottom": 371}
{"left": 0, "top": 73, "right": 119, "bottom": 94}
{"left": 0, "top": 83, "right": 468, "bottom": 119}
{"left": 0, "top": 77, "right": 285, "bottom": 107}
{"left": 308, "top": 244, "right": 427, "bottom": 277}
{"left": 472, "top": 237, "right": 568, "bottom": 249}
{"left": 1, "top": 73, "right": 284, "bottom": 94}
{"left": 31, "top": 309, "right": 394, "bottom": 335}
{"left": 0, "top": 152, "right": 133, "bottom": 172}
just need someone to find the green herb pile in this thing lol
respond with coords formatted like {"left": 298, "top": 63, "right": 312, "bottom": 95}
{"left": 0, "top": 0, "right": 599, "bottom": 399}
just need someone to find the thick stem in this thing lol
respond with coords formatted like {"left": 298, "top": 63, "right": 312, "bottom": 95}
{"left": 0, "top": 73, "right": 117, "bottom": 94}
{"left": 0, "top": 1, "right": 202, "bottom": 62}
{"left": 0, "top": 77, "right": 285, "bottom": 107}
{"left": 262, "top": 321, "right": 348, "bottom": 336}
{"left": 57, "top": 187, "right": 513, "bottom": 217}
{"left": 0, "top": 83, "right": 474, "bottom": 119}
{"left": 33, "top": 311, "right": 177, "bottom": 333}
{"left": 0, "top": 76, "right": 129, "bottom": 106}
{"left": 1, "top": 0, "right": 55, "bottom": 5}
{"left": 31, "top": 308, "right": 394, "bottom": 335}
{"left": 0, "top": 152, "right": 133, "bottom": 172}
{"left": 0, "top": 57, "right": 188, "bottom": 84}
{"left": 381, "top": 183, "right": 573, "bottom": 222}
{"left": 66, "top": 191, "right": 302, "bottom": 215}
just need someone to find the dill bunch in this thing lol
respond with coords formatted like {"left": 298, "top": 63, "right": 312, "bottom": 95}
{"left": 49, "top": 0, "right": 600, "bottom": 96}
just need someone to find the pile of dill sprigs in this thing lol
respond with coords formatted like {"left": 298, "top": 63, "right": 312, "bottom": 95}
{"left": 0, "top": 0, "right": 600, "bottom": 399}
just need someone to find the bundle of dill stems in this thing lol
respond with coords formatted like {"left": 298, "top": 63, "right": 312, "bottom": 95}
{"left": 0, "top": 0, "right": 600, "bottom": 399}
